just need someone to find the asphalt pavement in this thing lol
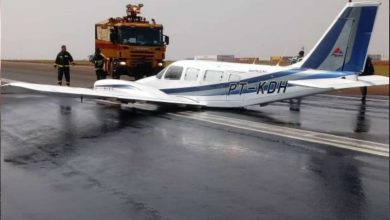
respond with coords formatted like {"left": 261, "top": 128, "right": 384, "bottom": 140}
{"left": 1, "top": 62, "right": 389, "bottom": 220}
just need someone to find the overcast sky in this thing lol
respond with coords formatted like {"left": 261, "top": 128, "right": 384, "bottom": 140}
{"left": 1, "top": 0, "right": 389, "bottom": 60}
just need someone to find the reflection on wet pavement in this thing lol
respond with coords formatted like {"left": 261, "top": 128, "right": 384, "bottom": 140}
{"left": 354, "top": 102, "right": 370, "bottom": 133}
{"left": 1, "top": 94, "right": 389, "bottom": 220}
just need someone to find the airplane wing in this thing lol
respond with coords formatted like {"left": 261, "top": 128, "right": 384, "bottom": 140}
{"left": 1, "top": 80, "right": 203, "bottom": 106}
{"left": 289, "top": 75, "right": 389, "bottom": 90}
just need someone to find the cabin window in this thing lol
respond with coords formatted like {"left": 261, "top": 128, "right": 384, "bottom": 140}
{"left": 204, "top": 70, "right": 224, "bottom": 82}
{"left": 228, "top": 74, "right": 241, "bottom": 82}
{"left": 164, "top": 66, "right": 183, "bottom": 80}
{"left": 96, "top": 25, "right": 110, "bottom": 41}
{"left": 184, "top": 68, "right": 200, "bottom": 81}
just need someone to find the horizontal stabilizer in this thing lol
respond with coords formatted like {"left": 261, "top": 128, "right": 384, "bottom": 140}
{"left": 289, "top": 75, "right": 389, "bottom": 90}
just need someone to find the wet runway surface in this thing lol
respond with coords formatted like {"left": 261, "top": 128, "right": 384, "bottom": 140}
{"left": 1, "top": 62, "right": 389, "bottom": 219}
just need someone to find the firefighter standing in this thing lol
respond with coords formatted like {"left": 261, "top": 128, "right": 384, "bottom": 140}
{"left": 92, "top": 49, "right": 107, "bottom": 80}
{"left": 54, "top": 45, "right": 75, "bottom": 86}
{"left": 360, "top": 56, "right": 375, "bottom": 101}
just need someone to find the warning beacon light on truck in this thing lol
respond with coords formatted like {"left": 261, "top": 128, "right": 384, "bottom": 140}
{"left": 127, "top": 4, "right": 142, "bottom": 16}
{"left": 126, "top": 3, "right": 144, "bottom": 22}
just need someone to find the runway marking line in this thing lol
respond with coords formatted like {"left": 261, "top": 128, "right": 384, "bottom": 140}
{"left": 318, "top": 94, "right": 389, "bottom": 102}
{"left": 170, "top": 111, "right": 389, "bottom": 158}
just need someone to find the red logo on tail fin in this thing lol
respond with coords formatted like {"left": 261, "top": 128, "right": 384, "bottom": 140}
{"left": 332, "top": 47, "right": 344, "bottom": 57}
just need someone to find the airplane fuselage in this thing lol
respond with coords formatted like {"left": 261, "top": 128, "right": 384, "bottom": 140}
{"left": 135, "top": 60, "right": 356, "bottom": 108}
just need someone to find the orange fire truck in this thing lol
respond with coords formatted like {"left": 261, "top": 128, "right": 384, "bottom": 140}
{"left": 95, "top": 3, "right": 169, "bottom": 79}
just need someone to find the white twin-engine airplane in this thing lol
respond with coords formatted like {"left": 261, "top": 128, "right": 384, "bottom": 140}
{"left": 4, "top": 2, "right": 389, "bottom": 108}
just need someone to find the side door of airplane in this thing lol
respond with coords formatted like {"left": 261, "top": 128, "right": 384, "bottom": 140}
{"left": 225, "top": 71, "right": 244, "bottom": 106}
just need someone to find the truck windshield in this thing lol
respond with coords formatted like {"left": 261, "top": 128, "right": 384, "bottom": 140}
{"left": 118, "top": 27, "right": 163, "bottom": 46}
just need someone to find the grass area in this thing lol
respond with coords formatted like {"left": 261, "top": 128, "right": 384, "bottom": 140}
{"left": 374, "top": 63, "right": 389, "bottom": 76}
{"left": 2, "top": 60, "right": 92, "bottom": 66}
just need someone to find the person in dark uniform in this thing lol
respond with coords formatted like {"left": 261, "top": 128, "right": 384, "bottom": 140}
{"left": 291, "top": 50, "right": 304, "bottom": 64}
{"left": 54, "top": 45, "right": 75, "bottom": 86}
{"left": 289, "top": 50, "right": 305, "bottom": 111}
{"left": 92, "top": 48, "right": 107, "bottom": 80}
{"left": 359, "top": 56, "right": 375, "bottom": 101}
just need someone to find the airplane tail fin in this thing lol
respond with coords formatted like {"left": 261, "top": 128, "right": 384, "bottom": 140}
{"left": 298, "top": 2, "right": 380, "bottom": 72}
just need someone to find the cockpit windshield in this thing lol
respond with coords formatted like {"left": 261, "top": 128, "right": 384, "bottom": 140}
{"left": 156, "top": 67, "right": 167, "bottom": 79}
{"left": 118, "top": 27, "right": 163, "bottom": 46}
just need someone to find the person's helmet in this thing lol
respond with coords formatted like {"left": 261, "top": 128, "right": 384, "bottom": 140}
{"left": 299, "top": 50, "right": 304, "bottom": 57}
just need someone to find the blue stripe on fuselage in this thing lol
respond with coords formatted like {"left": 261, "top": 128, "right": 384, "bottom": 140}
{"left": 161, "top": 69, "right": 301, "bottom": 95}
{"left": 296, "top": 71, "right": 355, "bottom": 80}
{"left": 161, "top": 69, "right": 353, "bottom": 96}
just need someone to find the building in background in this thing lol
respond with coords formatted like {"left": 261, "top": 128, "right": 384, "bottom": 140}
{"left": 368, "top": 54, "right": 383, "bottom": 61}
{"left": 194, "top": 55, "right": 235, "bottom": 62}
{"left": 235, "top": 57, "right": 260, "bottom": 64}
{"left": 270, "top": 56, "right": 293, "bottom": 65}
